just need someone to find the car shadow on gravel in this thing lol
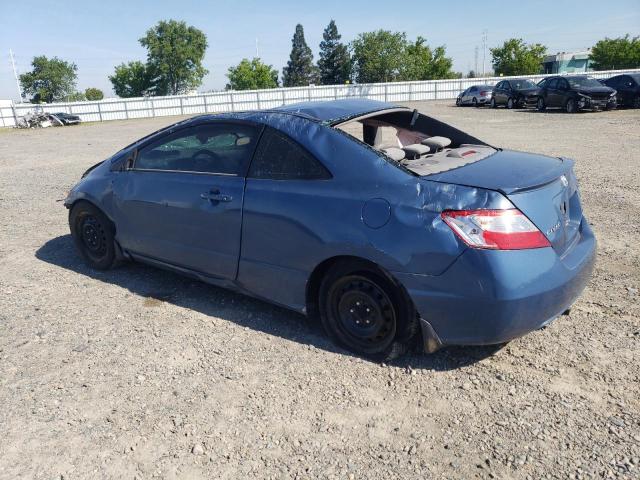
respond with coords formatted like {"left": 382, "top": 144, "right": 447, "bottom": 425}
{"left": 36, "top": 234, "right": 500, "bottom": 371}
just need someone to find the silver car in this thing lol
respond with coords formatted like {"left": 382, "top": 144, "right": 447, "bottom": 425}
{"left": 456, "top": 84, "right": 494, "bottom": 107}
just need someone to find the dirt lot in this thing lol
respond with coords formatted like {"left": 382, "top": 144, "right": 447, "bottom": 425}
{"left": 0, "top": 101, "right": 638, "bottom": 480}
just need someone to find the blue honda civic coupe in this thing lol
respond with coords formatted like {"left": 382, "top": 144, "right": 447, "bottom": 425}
{"left": 65, "top": 99, "right": 596, "bottom": 360}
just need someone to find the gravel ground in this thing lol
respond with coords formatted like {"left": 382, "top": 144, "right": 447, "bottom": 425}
{"left": 0, "top": 101, "right": 638, "bottom": 480}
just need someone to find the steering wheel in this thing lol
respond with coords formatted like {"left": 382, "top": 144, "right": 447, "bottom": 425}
{"left": 191, "top": 149, "right": 220, "bottom": 172}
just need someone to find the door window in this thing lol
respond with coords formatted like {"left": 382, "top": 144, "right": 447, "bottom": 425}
{"left": 134, "top": 123, "right": 259, "bottom": 175}
{"left": 558, "top": 78, "right": 569, "bottom": 90}
{"left": 248, "top": 128, "right": 331, "bottom": 180}
{"left": 547, "top": 78, "right": 559, "bottom": 89}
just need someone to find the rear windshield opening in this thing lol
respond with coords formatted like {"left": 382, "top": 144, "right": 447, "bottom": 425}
{"left": 334, "top": 109, "right": 496, "bottom": 176}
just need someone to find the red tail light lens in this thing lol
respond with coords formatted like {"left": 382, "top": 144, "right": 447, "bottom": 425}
{"left": 480, "top": 90, "right": 488, "bottom": 96}
{"left": 441, "top": 209, "right": 551, "bottom": 250}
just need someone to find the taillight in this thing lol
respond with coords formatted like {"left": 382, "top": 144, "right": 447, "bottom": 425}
{"left": 441, "top": 209, "right": 551, "bottom": 250}
{"left": 480, "top": 90, "right": 489, "bottom": 97}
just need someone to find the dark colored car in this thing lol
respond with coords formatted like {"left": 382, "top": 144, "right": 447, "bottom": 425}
{"left": 536, "top": 75, "right": 616, "bottom": 113}
{"left": 50, "top": 112, "right": 81, "bottom": 125}
{"left": 456, "top": 85, "right": 494, "bottom": 107}
{"left": 491, "top": 79, "right": 539, "bottom": 109}
{"left": 64, "top": 99, "right": 596, "bottom": 360}
{"left": 602, "top": 74, "right": 640, "bottom": 108}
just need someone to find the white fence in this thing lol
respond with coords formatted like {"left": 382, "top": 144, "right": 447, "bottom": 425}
{"left": 2, "top": 68, "right": 639, "bottom": 128}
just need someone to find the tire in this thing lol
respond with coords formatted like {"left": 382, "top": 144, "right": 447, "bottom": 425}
{"left": 507, "top": 97, "right": 514, "bottom": 109}
{"left": 456, "top": 97, "right": 461, "bottom": 106}
{"left": 536, "top": 97, "right": 546, "bottom": 111}
{"left": 490, "top": 98, "right": 497, "bottom": 108}
{"left": 318, "top": 260, "right": 418, "bottom": 361}
{"left": 472, "top": 97, "right": 479, "bottom": 108}
{"left": 69, "top": 201, "right": 117, "bottom": 270}
{"left": 633, "top": 96, "right": 640, "bottom": 109}
{"left": 565, "top": 98, "right": 577, "bottom": 114}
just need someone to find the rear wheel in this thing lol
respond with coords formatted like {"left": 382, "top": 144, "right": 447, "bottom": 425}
{"left": 456, "top": 97, "right": 461, "bottom": 106}
{"left": 319, "top": 261, "right": 418, "bottom": 361}
{"left": 69, "top": 201, "right": 116, "bottom": 270}
{"left": 490, "top": 98, "right": 497, "bottom": 108}
{"left": 633, "top": 96, "right": 640, "bottom": 109}
{"left": 565, "top": 98, "right": 577, "bottom": 113}
{"left": 472, "top": 97, "right": 479, "bottom": 108}
{"left": 536, "top": 97, "right": 546, "bottom": 111}
{"left": 507, "top": 97, "right": 514, "bottom": 109}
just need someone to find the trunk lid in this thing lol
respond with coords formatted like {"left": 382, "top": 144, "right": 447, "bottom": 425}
{"left": 427, "top": 149, "right": 582, "bottom": 255}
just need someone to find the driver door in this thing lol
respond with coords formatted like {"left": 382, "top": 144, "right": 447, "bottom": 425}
{"left": 112, "top": 121, "right": 261, "bottom": 280}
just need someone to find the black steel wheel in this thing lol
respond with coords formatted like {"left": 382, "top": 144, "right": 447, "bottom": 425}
{"left": 69, "top": 201, "right": 116, "bottom": 270}
{"left": 319, "top": 261, "right": 418, "bottom": 360}
{"left": 456, "top": 97, "right": 461, "bottom": 106}
{"left": 566, "top": 98, "right": 577, "bottom": 114}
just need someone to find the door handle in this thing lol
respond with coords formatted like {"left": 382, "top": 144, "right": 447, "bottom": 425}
{"left": 200, "top": 190, "right": 232, "bottom": 202}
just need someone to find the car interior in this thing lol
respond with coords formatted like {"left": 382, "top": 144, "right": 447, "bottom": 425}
{"left": 335, "top": 109, "right": 496, "bottom": 175}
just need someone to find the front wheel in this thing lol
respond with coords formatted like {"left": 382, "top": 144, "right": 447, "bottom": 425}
{"left": 490, "top": 98, "right": 497, "bottom": 108}
{"left": 536, "top": 97, "right": 546, "bottom": 111}
{"left": 566, "top": 98, "right": 577, "bottom": 113}
{"left": 456, "top": 97, "right": 461, "bottom": 106}
{"left": 69, "top": 201, "right": 116, "bottom": 270}
{"left": 319, "top": 262, "right": 418, "bottom": 360}
{"left": 472, "top": 97, "right": 479, "bottom": 108}
{"left": 507, "top": 97, "right": 514, "bottom": 109}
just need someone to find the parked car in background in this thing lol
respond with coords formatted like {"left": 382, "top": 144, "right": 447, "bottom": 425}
{"left": 602, "top": 74, "right": 640, "bottom": 108}
{"left": 491, "top": 78, "right": 539, "bottom": 109}
{"left": 64, "top": 99, "right": 596, "bottom": 360}
{"left": 456, "top": 85, "right": 494, "bottom": 107}
{"left": 536, "top": 76, "right": 616, "bottom": 113}
{"left": 49, "top": 112, "right": 81, "bottom": 126}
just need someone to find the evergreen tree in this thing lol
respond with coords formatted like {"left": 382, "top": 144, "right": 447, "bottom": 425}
{"left": 282, "top": 24, "right": 318, "bottom": 87}
{"left": 317, "top": 20, "right": 351, "bottom": 85}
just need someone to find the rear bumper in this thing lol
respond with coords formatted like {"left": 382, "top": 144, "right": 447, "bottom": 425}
{"left": 395, "top": 219, "right": 596, "bottom": 347}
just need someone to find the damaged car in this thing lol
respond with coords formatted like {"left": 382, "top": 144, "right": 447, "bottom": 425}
{"left": 536, "top": 75, "right": 616, "bottom": 113}
{"left": 65, "top": 99, "right": 596, "bottom": 360}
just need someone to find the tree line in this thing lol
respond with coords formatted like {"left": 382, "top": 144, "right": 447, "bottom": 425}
{"left": 17, "top": 18, "right": 640, "bottom": 103}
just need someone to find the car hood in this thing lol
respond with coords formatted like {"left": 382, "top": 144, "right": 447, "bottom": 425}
{"left": 517, "top": 87, "right": 540, "bottom": 95}
{"left": 575, "top": 86, "right": 615, "bottom": 95}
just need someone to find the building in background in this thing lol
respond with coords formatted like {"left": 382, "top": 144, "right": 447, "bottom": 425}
{"left": 542, "top": 50, "right": 592, "bottom": 74}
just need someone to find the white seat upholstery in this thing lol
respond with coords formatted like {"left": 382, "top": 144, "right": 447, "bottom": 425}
{"left": 421, "top": 136, "right": 452, "bottom": 152}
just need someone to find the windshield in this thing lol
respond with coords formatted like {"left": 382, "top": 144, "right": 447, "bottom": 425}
{"left": 630, "top": 74, "right": 640, "bottom": 84}
{"left": 567, "top": 77, "right": 603, "bottom": 89}
{"left": 511, "top": 79, "right": 536, "bottom": 89}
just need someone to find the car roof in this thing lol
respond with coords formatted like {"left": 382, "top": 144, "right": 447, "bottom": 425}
{"left": 273, "top": 98, "right": 403, "bottom": 123}
{"left": 187, "top": 99, "right": 407, "bottom": 126}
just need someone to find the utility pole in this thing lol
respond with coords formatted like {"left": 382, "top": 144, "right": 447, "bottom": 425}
{"left": 255, "top": 38, "right": 259, "bottom": 58}
{"left": 9, "top": 49, "right": 23, "bottom": 102}
{"left": 481, "top": 30, "right": 488, "bottom": 77}
{"left": 474, "top": 46, "right": 479, "bottom": 76}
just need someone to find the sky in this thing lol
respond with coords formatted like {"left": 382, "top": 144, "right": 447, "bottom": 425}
{"left": 1, "top": 0, "right": 639, "bottom": 100}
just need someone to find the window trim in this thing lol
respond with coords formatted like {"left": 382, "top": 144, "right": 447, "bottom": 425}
{"left": 129, "top": 120, "right": 263, "bottom": 177}
{"left": 246, "top": 126, "right": 333, "bottom": 181}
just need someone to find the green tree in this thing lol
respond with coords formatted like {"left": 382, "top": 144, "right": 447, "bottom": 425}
{"left": 317, "top": 20, "right": 351, "bottom": 85}
{"left": 350, "top": 30, "right": 406, "bottom": 83}
{"left": 401, "top": 37, "right": 455, "bottom": 80}
{"left": 490, "top": 38, "right": 546, "bottom": 76}
{"left": 109, "top": 61, "right": 160, "bottom": 98}
{"left": 85, "top": 87, "right": 104, "bottom": 101}
{"left": 19, "top": 56, "right": 78, "bottom": 103}
{"left": 590, "top": 35, "right": 640, "bottom": 70}
{"left": 282, "top": 24, "right": 318, "bottom": 87}
{"left": 140, "top": 19, "right": 208, "bottom": 95}
{"left": 66, "top": 91, "right": 86, "bottom": 101}
{"left": 226, "top": 58, "right": 279, "bottom": 90}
